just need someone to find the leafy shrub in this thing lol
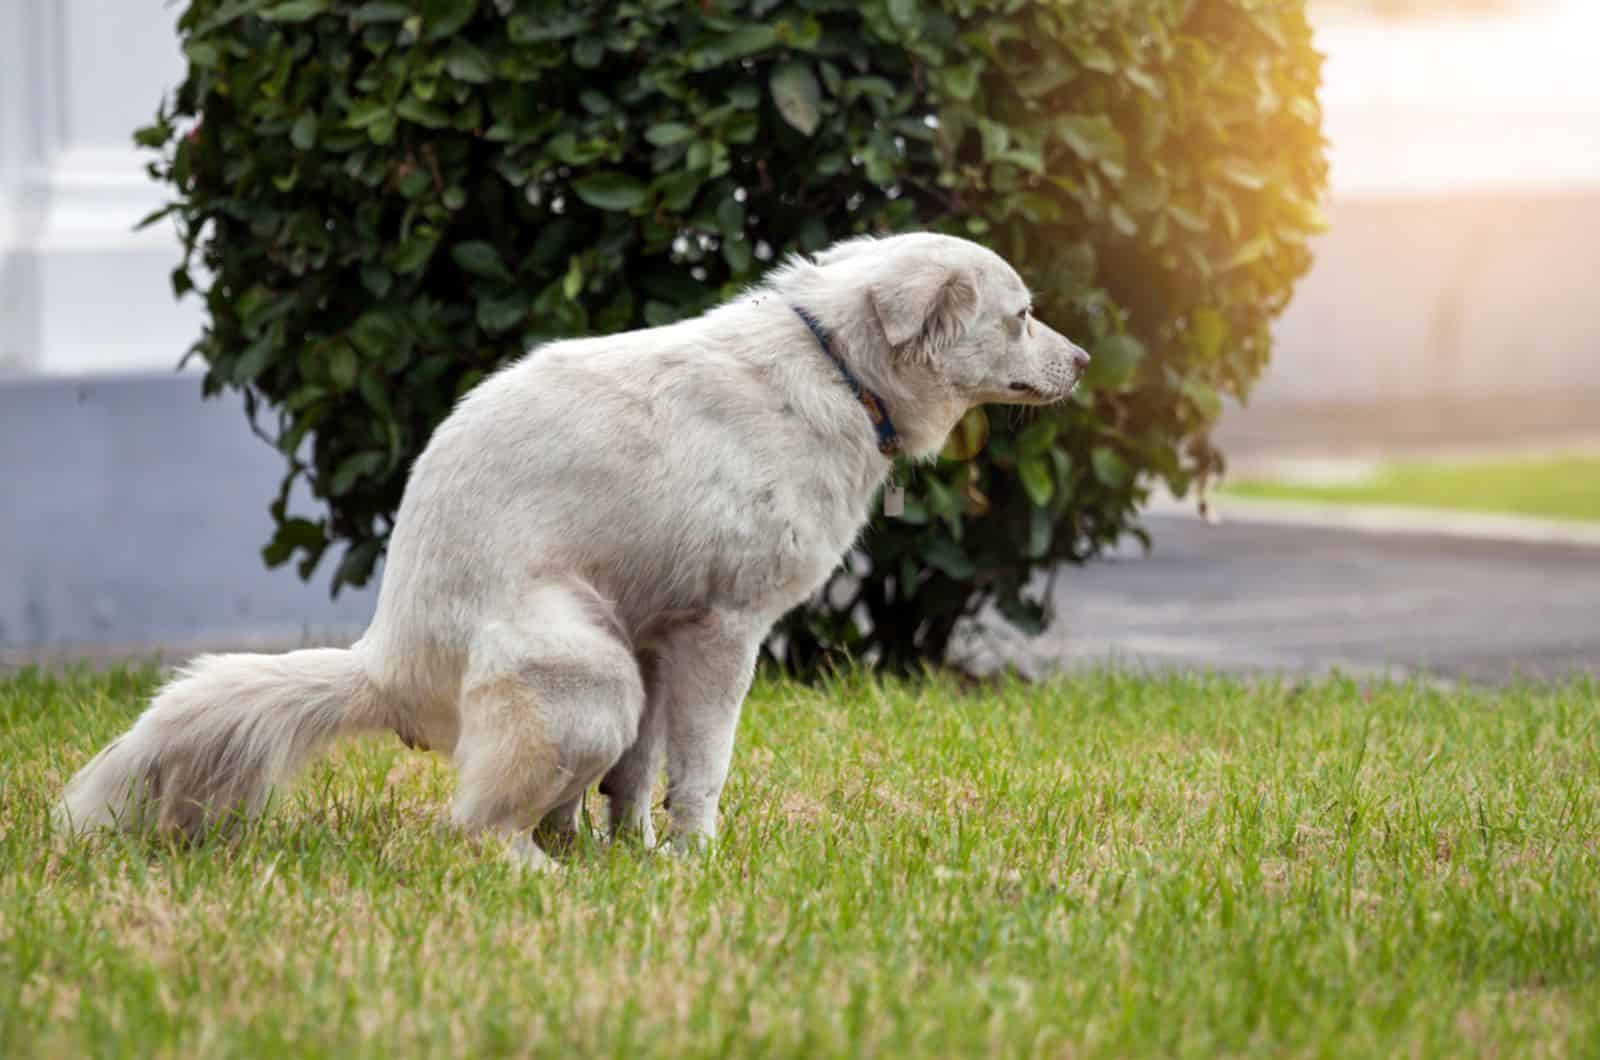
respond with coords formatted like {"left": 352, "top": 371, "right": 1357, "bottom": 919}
{"left": 141, "top": 0, "right": 1326, "bottom": 672}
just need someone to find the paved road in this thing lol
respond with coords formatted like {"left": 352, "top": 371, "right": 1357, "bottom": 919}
{"left": 1039, "top": 515, "right": 1600, "bottom": 685}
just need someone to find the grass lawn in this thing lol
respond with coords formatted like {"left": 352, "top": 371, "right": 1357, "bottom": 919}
{"left": 1223, "top": 453, "right": 1600, "bottom": 523}
{"left": 3, "top": 665, "right": 1598, "bottom": 1057}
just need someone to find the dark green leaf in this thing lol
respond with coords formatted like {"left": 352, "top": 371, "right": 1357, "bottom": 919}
{"left": 716, "top": 197, "right": 745, "bottom": 237}
{"left": 184, "top": 41, "right": 221, "bottom": 68}
{"left": 346, "top": 101, "right": 392, "bottom": 130}
{"left": 507, "top": 12, "right": 585, "bottom": 43}
{"left": 1018, "top": 456, "right": 1054, "bottom": 507}
{"left": 1071, "top": 42, "right": 1117, "bottom": 74}
{"left": 351, "top": 2, "right": 410, "bottom": 23}
{"left": 328, "top": 343, "right": 359, "bottom": 390}
{"left": 332, "top": 539, "right": 383, "bottom": 592}
{"left": 260, "top": 0, "right": 329, "bottom": 22}
{"left": 646, "top": 122, "right": 695, "bottom": 147}
{"left": 360, "top": 264, "right": 393, "bottom": 298}
{"left": 444, "top": 40, "right": 494, "bottom": 83}
{"left": 136, "top": 203, "right": 177, "bottom": 230}
{"left": 770, "top": 61, "right": 822, "bottom": 137}
{"left": 1091, "top": 446, "right": 1130, "bottom": 488}
{"left": 422, "top": 0, "right": 476, "bottom": 40}
{"left": 133, "top": 121, "right": 171, "bottom": 149}
{"left": 887, "top": 0, "right": 919, "bottom": 31}
{"left": 923, "top": 538, "right": 976, "bottom": 580}
{"left": 1089, "top": 333, "right": 1145, "bottom": 390}
{"left": 1016, "top": 420, "right": 1057, "bottom": 459}
{"left": 359, "top": 369, "right": 395, "bottom": 419}
{"left": 693, "top": 24, "right": 777, "bottom": 67}
{"left": 1055, "top": 114, "right": 1125, "bottom": 167}
{"left": 329, "top": 451, "right": 385, "bottom": 496}
{"left": 936, "top": 61, "right": 980, "bottom": 101}
{"left": 396, "top": 97, "right": 450, "bottom": 129}
{"left": 451, "top": 240, "right": 512, "bottom": 281}
{"left": 290, "top": 112, "right": 317, "bottom": 151}
{"left": 1181, "top": 377, "right": 1223, "bottom": 421}
{"left": 233, "top": 335, "right": 275, "bottom": 384}
{"left": 397, "top": 166, "right": 432, "bottom": 198}
{"left": 1026, "top": 506, "right": 1053, "bottom": 559}
{"left": 477, "top": 289, "right": 533, "bottom": 333}
{"left": 571, "top": 172, "right": 647, "bottom": 212}
{"left": 722, "top": 236, "right": 752, "bottom": 274}
{"left": 262, "top": 518, "right": 324, "bottom": 568}
{"left": 350, "top": 310, "right": 401, "bottom": 357}
{"left": 391, "top": 230, "right": 439, "bottom": 274}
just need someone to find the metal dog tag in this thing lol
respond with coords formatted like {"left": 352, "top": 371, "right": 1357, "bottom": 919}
{"left": 884, "top": 484, "right": 905, "bottom": 518}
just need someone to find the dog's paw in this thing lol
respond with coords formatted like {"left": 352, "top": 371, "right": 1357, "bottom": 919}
{"left": 604, "top": 800, "right": 659, "bottom": 851}
{"left": 655, "top": 832, "right": 715, "bottom": 861}
{"left": 608, "top": 824, "right": 658, "bottom": 853}
{"left": 503, "top": 833, "right": 562, "bottom": 875}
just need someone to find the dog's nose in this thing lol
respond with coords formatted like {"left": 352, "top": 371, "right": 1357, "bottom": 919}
{"left": 1071, "top": 345, "right": 1091, "bottom": 373}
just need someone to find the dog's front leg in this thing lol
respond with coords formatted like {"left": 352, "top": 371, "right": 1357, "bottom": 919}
{"left": 656, "top": 612, "right": 761, "bottom": 849}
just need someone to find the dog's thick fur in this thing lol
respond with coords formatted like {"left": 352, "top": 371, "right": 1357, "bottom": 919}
{"left": 58, "top": 233, "right": 1089, "bottom": 865}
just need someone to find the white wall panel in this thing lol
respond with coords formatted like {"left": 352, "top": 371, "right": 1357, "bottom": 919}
{"left": 1, "top": 0, "right": 200, "bottom": 376}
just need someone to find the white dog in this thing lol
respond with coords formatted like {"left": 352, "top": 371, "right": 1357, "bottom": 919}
{"left": 58, "top": 232, "right": 1089, "bottom": 866}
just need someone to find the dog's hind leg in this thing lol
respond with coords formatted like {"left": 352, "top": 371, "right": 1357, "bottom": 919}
{"left": 450, "top": 581, "right": 644, "bottom": 871}
{"left": 599, "top": 654, "right": 666, "bottom": 848}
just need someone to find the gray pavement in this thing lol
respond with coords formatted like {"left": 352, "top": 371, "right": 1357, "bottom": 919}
{"left": 1041, "top": 515, "right": 1600, "bottom": 685}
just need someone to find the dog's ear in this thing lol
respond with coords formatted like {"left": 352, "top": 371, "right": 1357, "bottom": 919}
{"left": 869, "top": 262, "right": 980, "bottom": 365}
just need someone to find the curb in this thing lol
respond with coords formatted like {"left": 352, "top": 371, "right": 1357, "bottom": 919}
{"left": 1145, "top": 491, "right": 1600, "bottom": 549}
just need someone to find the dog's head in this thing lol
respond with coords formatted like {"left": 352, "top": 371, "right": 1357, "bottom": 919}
{"left": 813, "top": 233, "right": 1090, "bottom": 408}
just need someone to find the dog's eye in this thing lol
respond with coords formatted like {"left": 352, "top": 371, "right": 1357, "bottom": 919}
{"left": 1016, "top": 308, "right": 1029, "bottom": 320}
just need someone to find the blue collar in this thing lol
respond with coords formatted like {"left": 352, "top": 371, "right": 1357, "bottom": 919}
{"left": 791, "top": 304, "right": 902, "bottom": 458}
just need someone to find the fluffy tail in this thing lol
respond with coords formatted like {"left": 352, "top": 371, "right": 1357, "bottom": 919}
{"left": 57, "top": 648, "right": 383, "bottom": 836}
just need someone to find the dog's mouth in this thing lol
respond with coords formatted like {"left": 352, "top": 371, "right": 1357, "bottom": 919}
{"left": 1006, "top": 381, "right": 1070, "bottom": 404}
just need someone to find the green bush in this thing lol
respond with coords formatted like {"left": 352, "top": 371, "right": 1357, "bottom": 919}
{"left": 141, "top": 0, "right": 1326, "bottom": 673}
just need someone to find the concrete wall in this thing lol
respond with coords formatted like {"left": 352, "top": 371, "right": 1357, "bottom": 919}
{"left": 0, "top": 0, "right": 334, "bottom": 657}
{"left": 1246, "top": 3, "right": 1600, "bottom": 410}
{"left": 0, "top": 375, "right": 377, "bottom": 655}
{"left": 1256, "top": 188, "right": 1600, "bottom": 407}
